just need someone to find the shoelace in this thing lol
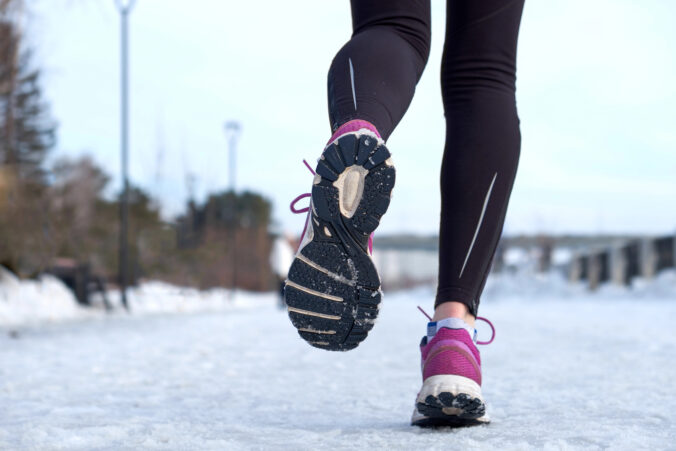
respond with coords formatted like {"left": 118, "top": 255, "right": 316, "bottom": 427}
{"left": 289, "top": 160, "right": 316, "bottom": 214}
{"left": 290, "top": 159, "right": 374, "bottom": 254}
{"left": 417, "top": 305, "right": 495, "bottom": 345}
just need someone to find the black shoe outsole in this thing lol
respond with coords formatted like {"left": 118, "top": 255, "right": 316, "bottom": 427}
{"left": 285, "top": 132, "right": 395, "bottom": 351}
{"left": 411, "top": 392, "right": 488, "bottom": 428}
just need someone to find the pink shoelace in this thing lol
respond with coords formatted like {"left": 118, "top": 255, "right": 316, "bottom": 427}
{"left": 417, "top": 306, "right": 495, "bottom": 345}
{"left": 290, "top": 159, "right": 374, "bottom": 254}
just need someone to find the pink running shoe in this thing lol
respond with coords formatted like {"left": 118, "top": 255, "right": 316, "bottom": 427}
{"left": 285, "top": 120, "right": 395, "bottom": 351}
{"left": 411, "top": 316, "right": 495, "bottom": 427}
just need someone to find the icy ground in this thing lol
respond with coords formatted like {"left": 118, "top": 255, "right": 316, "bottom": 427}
{"left": 1, "top": 275, "right": 676, "bottom": 449}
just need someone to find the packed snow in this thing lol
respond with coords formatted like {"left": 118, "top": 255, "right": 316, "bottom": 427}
{"left": 1, "top": 270, "right": 676, "bottom": 449}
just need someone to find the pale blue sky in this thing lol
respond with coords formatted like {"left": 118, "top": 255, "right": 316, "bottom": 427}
{"left": 28, "top": 0, "right": 676, "bottom": 235}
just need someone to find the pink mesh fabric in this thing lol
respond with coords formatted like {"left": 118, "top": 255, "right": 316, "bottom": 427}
{"left": 421, "top": 328, "right": 482, "bottom": 385}
{"left": 327, "top": 119, "right": 381, "bottom": 145}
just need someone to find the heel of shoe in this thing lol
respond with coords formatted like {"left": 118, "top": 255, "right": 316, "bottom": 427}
{"left": 411, "top": 375, "right": 489, "bottom": 427}
{"left": 312, "top": 131, "right": 395, "bottom": 250}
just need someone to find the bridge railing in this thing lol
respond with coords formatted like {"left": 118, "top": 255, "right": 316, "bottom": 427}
{"left": 568, "top": 233, "right": 676, "bottom": 290}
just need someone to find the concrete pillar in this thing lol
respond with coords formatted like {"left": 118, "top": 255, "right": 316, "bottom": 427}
{"left": 569, "top": 254, "right": 589, "bottom": 283}
{"left": 610, "top": 245, "right": 627, "bottom": 286}
{"left": 654, "top": 235, "right": 675, "bottom": 272}
{"left": 536, "top": 235, "right": 554, "bottom": 273}
{"left": 640, "top": 238, "right": 658, "bottom": 279}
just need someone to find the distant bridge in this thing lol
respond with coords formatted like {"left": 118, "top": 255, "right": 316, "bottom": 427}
{"left": 372, "top": 232, "right": 676, "bottom": 291}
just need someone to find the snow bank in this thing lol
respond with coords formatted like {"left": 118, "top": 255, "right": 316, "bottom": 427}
{"left": 483, "top": 268, "right": 676, "bottom": 302}
{"left": 0, "top": 268, "right": 275, "bottom": 328}
{"left": 2, "top": 264, "right": 674, "bottom": 329}
{"left": 0, "top": 267, "right": 94, "bottom": 327}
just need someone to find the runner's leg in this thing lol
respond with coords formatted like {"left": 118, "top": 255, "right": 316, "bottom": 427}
{"left": 436, "top": 0, "right": 525, "bottom": 319}
{"left": 327, "top": 0, "right": 431, "bottom": 140}
{"left": 285, "top": 0, "right": 432, "bottom": 350}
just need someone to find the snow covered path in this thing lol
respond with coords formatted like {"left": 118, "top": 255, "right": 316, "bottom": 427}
{"left": 2, "top": 288, "right": 676, "bottom": 450}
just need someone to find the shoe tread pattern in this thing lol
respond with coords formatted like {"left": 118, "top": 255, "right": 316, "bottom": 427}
{"left": 285, "top": 133, "right": 394, "bottom": 351}
{"left": 412, "top": 392, "right": 487, "bottom": 428}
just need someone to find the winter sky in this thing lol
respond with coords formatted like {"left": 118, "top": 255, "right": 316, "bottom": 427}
{"left": 27, "top": 0, "right": 676, "bottom": 236}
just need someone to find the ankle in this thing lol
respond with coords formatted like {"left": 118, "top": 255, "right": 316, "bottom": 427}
{"left": 433, "top": 301, "right": 475, "bottom": 328}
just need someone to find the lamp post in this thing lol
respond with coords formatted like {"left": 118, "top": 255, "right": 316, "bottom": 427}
{"left": 224, "top": 121, "right": 241, "bottom": 299}
{"left": 114, "top": 0, "right": 137, "bottom": 310}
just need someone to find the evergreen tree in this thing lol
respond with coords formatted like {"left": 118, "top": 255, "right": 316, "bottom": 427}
{"left": 0, "top": 12, "right": 57, "bottom": 275}
{"left": 0, "top": 19, "right": 56, "bottom": 181}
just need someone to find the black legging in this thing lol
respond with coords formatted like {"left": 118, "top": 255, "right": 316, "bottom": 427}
{"left": 327, "top": 0, "right": 525, "bottom": 316}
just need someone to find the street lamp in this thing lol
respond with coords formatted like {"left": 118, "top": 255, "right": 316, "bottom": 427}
{"left": 224, "top": 121, "right": 241, "bottom": 299}
{"left": 114, "top": 0, "right": 137, "bottom": 310}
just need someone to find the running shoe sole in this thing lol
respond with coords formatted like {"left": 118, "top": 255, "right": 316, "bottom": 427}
{"left": 411, "top": 375, "right": 489, "bottom": 427}
{"left": 285, "top": 131, "right": 395, "bottom": 351}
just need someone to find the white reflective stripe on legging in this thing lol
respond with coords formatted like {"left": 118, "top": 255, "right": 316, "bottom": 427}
{"left": 459, "top": 172, "right": 498, "bottom": 278}
{"left": 349, "top": 57, "right": 357, "bottom": 111}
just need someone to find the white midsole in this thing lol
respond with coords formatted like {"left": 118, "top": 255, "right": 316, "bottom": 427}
{"left": 412, "top": 374, "right": 489, "bottom": 423}
{"left": 416, "top": 374, "right": 484, "bottom": 403}
{"left": 296, "top": 210, "right": 314, "bottom": 254}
